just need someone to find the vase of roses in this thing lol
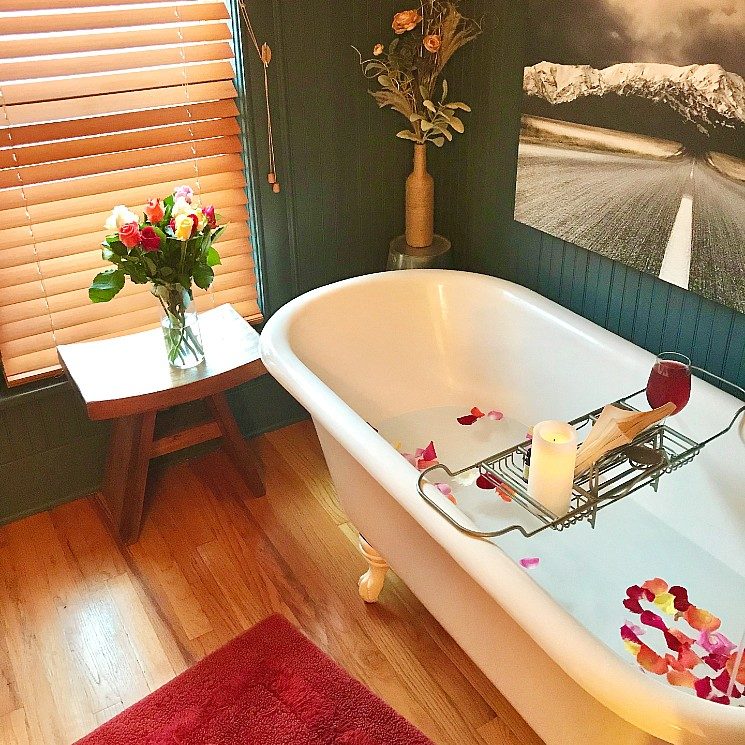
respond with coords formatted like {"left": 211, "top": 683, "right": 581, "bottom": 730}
{"left": 356, "top": 2, "right": 480, "bottom": 265}
{"left": 89, "top": 185, "right": 224, "bottom": 369}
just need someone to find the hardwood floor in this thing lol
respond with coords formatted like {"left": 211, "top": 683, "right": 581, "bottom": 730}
{"left": 0, "top": 421, "right": 542, "bottom": 745}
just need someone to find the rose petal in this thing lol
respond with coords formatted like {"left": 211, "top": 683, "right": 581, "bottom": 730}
{"left": 727, "top": 651, "right": 745, "bottom": 685}
{"left": 697, "top": 631, "right": 736, "bottom": 657}
{"left": 621, "top": 623, "right": 643, "bottom": 644}
{"left": 435, "top": 483, "right": 452, "bottom": 496}
{"left": 470, "top": 407, "right": 485, "bottom": 418}
{"left": 703, "top": 653, "right": 728, "bottom": 671}
{"left": 453, "top": 470, "right": 478, "bottom": 487}
{"left": 694, "top": 676, "right": 712, "bottom": 699}
{"left": 685, "top": 606, "right": 721, "bottom": 632}
{"left": 637, "top": 644, "right": 668, "bottom": 675}
{"left": 668, "top": 585, "right": 692, "bottom": 612}
{"left": 667, "top": 669, "right": 696, "bottom": 688}
{"left": 457, "top": 415, "right": 479, "bottom": 425}
{"left": 624, "top": 640, "right": 642, "bottom": 656}
{"left": 476, "top": 474, "right": 497, "bottom": 490}
{"left": 417, "top": 459, "right": 438, "bottom": 471}
{"left": 519, "top": 557, "right": 540, "bottom": 569}
{"left": 710, "top": 695, "right": 731, "bottom": 705}
{"left": 446, "top": 493, "right": 458, "bottom": 505}
{"left": 498, "top": 490, "right": 513, "bottom": 503}
{"left": 653, "top": 592, "right": 677, "bottom": 616}
{"left": 420, "top": 442, "right": 437, "bottom": 462}
{"left": 668, "top": 628, "right": 695, "bottom": 648}
{"left": 642, "top": 578, "right": 669, "bottom": 596}
{"left": 678, "top": 646, "right": 704, "bottom": 670}
{"left": 640, "top": 610, "right": 667, "bottom": 632}
{"left": 487, "top": 410, "right": 504, "bottom": 421}
{"left": 712, "top": 670, "right": 734, "bottom": 694}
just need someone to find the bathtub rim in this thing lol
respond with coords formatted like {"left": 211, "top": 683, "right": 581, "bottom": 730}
{"left": 259, "top": 269, "right": 745, "bottom": 741}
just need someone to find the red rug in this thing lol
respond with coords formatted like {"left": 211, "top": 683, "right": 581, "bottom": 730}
{"left": 75, "top": 614, "right": 433, "bottom": 745}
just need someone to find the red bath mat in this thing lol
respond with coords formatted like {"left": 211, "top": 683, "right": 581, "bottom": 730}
{"left": 75, "top": 614, "right": 432, "bottom": 745}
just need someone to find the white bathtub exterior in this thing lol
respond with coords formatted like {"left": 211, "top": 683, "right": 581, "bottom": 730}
{"left": 260, "top": 270, "right": 745, "bottom": 745}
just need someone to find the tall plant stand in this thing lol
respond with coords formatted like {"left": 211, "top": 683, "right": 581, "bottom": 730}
{"left": 58, "top": 305, "right": 266, "bottom": 544}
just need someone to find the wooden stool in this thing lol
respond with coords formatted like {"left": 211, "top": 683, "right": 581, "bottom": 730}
{"left": 58, "top": 305, "right": 267, "bottom": 544}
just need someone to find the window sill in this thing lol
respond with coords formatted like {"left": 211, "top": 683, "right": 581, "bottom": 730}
{"left": 0, "top": 373, "right": 69, "bottom": 413}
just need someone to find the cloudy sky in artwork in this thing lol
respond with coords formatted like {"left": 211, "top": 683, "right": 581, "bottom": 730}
{"left": 526, "top": 0, "right": 744, "bottom": 76}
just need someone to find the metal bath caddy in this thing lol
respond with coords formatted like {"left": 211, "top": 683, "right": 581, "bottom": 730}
{"left": 417, "top": 377, "right": 745, "bottom": 539}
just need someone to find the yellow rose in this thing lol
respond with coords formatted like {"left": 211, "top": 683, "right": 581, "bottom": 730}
{"left": 174, "top": 213, "right": 196, "bottom": 240}
{"left": 392, "top": 9, "right": 422, "bottom": 34}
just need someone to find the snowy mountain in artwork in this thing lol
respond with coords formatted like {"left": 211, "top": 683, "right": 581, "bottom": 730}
{"left": 523, "top": 62, "right": 745, "bottom": 134}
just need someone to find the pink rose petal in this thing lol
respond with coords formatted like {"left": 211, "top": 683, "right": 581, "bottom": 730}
{"left": 519, "top": 557, "right": 540, "bottom": 569}
{"left": 435, "top": 483, "right": 452, "bottom": 496}
{"left": 487, "top": 410, "right": 504, "bottom": 421}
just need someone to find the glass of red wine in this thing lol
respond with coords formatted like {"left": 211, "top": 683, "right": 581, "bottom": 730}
{"left": 646, "top": 352, "right": 692, "bottom": 414}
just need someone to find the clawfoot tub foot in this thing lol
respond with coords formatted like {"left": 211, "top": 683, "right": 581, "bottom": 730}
{"left": 357, "top": 535, "right": 389, "bottom": 603}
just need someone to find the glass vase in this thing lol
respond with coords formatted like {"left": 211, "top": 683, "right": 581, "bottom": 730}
{"left": 157, "top": 286, "right": 204, "bottom": 369}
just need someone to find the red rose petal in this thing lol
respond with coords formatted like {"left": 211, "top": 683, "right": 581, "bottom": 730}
{"left": 470, "top": 407, "right": 485, "bottom": 418}
{"left": 420, "top": 441, "right": 437, "bottom": 462}
{"left": 621, "top": 623, "right": 643, "bottom": 644}
{"left": 710, "top": 695, "right": 731, "bottom": 705}
{"left": 457, "top": 415, "right": 479, "bottom": 425}
{"left": 640, "top": 610, "right": 667, "bottom": 632}
{"left": 694, "top": 677, "right": 712, "bottom": 699}
{"left": 476, "top": 474, "right": 497, "bottom": 490}
{"left": 668, "top": 585, "right": 692, "bottom": 612}
{"left": 704, "top": 653, "right": 729, "bottom": 671}
{"left": 727, "top": 651, "right": 745, "bottom": 685}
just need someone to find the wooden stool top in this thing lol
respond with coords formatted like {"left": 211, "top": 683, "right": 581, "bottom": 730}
{"left": 58, "top": 304, "right": 265, "bottom": 421}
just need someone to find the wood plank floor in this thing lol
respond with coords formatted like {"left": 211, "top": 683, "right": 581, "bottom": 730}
{"left": 0, "top": 421, "right": 542, "bottom": 745}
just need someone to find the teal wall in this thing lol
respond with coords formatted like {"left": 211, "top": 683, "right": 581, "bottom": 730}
{"left": 0, "top": 1, "right": 742, "bottom": 523}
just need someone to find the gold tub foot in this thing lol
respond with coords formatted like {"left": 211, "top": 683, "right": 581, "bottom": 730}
{"left": 357, "top": 535, "right": 389, "bottom": 603}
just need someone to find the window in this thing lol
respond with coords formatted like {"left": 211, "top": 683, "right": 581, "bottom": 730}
{"left": 0, "top": 0, "right": 262, "bottom": 386}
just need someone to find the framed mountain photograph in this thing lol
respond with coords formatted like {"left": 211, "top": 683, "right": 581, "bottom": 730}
{"left": 514, "top": 1, "right": 745, "bottom": 312}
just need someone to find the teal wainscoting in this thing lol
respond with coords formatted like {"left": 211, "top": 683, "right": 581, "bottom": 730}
{"left": 505, "top": 222, "right": 745, "bottom": 394}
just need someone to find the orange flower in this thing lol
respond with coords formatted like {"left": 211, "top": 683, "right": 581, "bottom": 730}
{"left": 373, "top": 43, "right": 384, "bottom": 56}
{"left": 423, "top": 34, "right": 441, "bottom": 53}
{"left": 392, "top": 9, "right": 422, "bottom": 34}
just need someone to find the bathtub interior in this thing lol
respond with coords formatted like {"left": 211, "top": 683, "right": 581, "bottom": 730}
{"left": 285, "top": 272, "right": 745, "bottom": 708}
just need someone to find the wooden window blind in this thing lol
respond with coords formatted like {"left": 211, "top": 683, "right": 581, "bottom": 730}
{"left": 0, "top": 0, "right": 262, "bottom": 386}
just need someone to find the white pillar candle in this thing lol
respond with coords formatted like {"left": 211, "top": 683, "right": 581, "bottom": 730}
{"left": 527, "top": 420, "right": 578, "bottom": 517}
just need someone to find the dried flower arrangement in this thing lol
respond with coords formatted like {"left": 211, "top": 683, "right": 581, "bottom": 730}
{"left": 356, "top": 2, "right": 481, "bottom": 147}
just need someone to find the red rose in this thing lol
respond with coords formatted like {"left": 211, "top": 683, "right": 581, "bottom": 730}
{"left": 144, "top": 198, "right": 164, "bottom": 223}
{"left": 203, "top": 205, "right": 217, "bottom": 229}
{"left": 140, "top": 226, "right": 161, "bottom": 252}
{"left": 119, "top": 221, "right": 141, "bottom": 248}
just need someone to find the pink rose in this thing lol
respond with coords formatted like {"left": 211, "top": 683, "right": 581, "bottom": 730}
{"left": 140, "top": 226, "right": 161, "bottom": 252}
{"left": 118, "top": 221, "right": 141, "bottom": 248}
{"left": 203, "top": 205, "right": 217, "bottom": 229}
{"left": 144, "top": 198, "right": 164, "bottom": 223}
{"left": 173, "top": 185, "right": 193, "bottom": 204}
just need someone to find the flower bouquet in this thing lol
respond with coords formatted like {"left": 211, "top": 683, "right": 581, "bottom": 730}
{"left": 89, "top": 185, "right": 224, "bottom": 368}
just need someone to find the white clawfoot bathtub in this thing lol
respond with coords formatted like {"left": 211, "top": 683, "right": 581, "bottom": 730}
{"left": 260, "top": 270, "right": 745, "bottom": 745}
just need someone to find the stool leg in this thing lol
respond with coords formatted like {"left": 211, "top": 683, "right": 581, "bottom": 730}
{"left": 100, "top": 412, "right": 156, "bottom": 545}
{"left": 206, "top": 392, "right": 265, "bottom": 497}
{"left": 357, "top": 535, "right": 389, "bottom": 603}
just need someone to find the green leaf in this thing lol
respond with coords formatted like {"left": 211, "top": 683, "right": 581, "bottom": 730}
{"left": 206, "top": 246, "right": 221, "bottom": 267}
{"left": 89, "top": 269, "right": 125, "bottom": 303}
{"left": 192, "top": 263, "right": 214, "bottom": 290}
{"left": 102, "top": 247, "right": 118, "bottom": 262}
{"left": 450, "top": 116, "right": 465, "bottom": 133}
{"left": 396, "top": 130, "right": 420, "bottom": 141}
{"left": 441, "top": 79, "right": 448, "bottom": 101}
{"left": 144, "top": 256, "right": 157, "bottom": 276}
{"left": 446, "top": 102, "right": 471, "bottom": 112}
{"left": 419, "top": 119, "right": 434, "bottom": 131}
{"left": 432, "top": 137, "right": 445, "bottom": 147}
{"left": 423, "top": 99, "right": 436, "bottom": 113}
{"left": 163, "top": 194, "right": 174, "bottom": 209}
{"left": 377, "top": 74, "right": 393, "bottom": 88}
{"left": 389, "top": 38, "right": 399, "bottom": 53}
{"left": 408, "top": 113, "right": 423, "bottom": 122}
{"left": 159, "top": 266, "right": 175, "bottom": 279}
